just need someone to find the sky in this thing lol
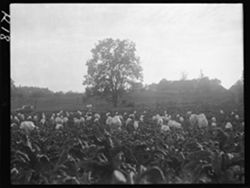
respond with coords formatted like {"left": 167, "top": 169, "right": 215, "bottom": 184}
{"left": 11, "top": 3, "right": 243, "bottom": 92}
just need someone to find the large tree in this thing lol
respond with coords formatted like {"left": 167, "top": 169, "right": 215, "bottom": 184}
{"left": 83, "top": 38, "right": 143, "bottom": 107}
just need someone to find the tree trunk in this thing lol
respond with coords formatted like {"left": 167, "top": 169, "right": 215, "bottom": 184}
{"left": 112, "top": 92, "right": 118, "bottom": 107}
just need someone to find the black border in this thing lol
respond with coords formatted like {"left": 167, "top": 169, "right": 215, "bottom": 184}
{"left": 1, "top": 1, "right": 248, "bottom": 188}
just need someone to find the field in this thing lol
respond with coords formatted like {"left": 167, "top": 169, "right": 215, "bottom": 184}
{"left": 9, "top": 3, "right": 244, "bottom": 185}
{"left": 11, "top": 88, "right": 233, "bottom": 112}
{"left": 10, "top": 104, "right": 244, "bottom": 184}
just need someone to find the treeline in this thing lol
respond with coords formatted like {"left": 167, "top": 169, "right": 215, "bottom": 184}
{"left": 11, "top": 80, "right": 83, "bottom": 99}
{"left": 11, "top": 76, "right": 243, "bottom": 109}
{"left": 83, "top": 76, "right": 243, "bottom": 108}
{"left": 146, "top": 77, "right": 224, "bottom": 93}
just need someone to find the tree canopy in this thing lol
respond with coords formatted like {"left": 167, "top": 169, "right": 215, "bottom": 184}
{"left": 83, "top": 38, "right": 143, "bottom": 107}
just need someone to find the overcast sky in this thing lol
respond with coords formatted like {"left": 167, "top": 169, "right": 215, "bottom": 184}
{"left": 11, "top": 3, "right": 243, "bottom": 92}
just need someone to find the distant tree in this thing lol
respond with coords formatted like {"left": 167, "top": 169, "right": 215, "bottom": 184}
{"left": 158, "top": 78, "right": 168, "bottom": 86}
{"left": 83, "top": 38, "right": 143, "bottom": 107}
{"left": 211, "top": 78, "right": 221, "bottom": 86}
{"left": 11, "top": 78, "right": 15, "bottom": 90}
{"left": 148, "top": 83, "right": 158, "bottom": 92}
{"left": 54, "top": 91, "right": 64, "bottom": 97}
{"left": 129, "top": 82, "right": 144, "bottom": 92}
{"left": 158, "top": 79, "right": 169, "bottom": 91}
{"left": 199, "top": 69, "right": 204, "bottom": 79}
{"left": 241, "top": 70, "right": 244, "bottom": 82}
{"left": 230, "top": 78, "right": 243, "bottom": 104}
{"left": 10, "top": 78, "right": 23, "bottom": 99}
{"left": 11, "top": 78, "right": 16, "bottom": 99}
{"left": 180, "top": 71, "right": 188, "bottom": 80}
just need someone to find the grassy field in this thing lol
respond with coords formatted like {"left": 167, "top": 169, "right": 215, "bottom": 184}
{"left": 11, "top": 89, "right": 237, "bottom": 113}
